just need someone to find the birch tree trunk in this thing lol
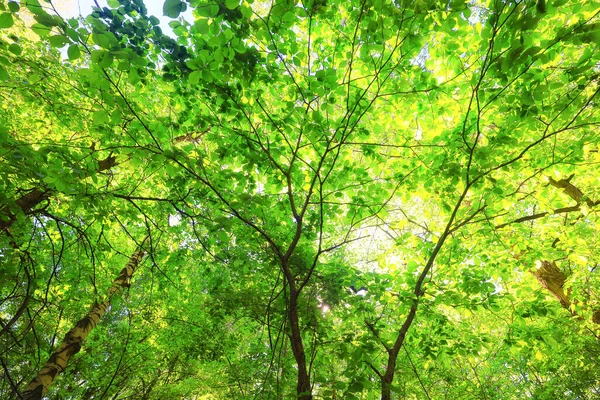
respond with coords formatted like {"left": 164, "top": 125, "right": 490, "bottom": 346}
{"left": 21, "top": 244, "right": 146, "bottom": 400}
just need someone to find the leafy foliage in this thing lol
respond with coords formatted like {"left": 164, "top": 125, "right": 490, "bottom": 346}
{"left": 1, "top": 0, "right": 600, "bottom": 399}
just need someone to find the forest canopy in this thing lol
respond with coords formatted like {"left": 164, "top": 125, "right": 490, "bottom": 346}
{"left": 1, "top": 0, "right": 600, "bottom": 399}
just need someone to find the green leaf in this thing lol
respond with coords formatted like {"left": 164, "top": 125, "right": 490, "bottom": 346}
{"left": 91, "top": 50, "right": 114, "bottom": 68}
{"left": 31, "top": 23, "right": 52, "bottom": 37}
{"left": 8, "top": 43, "right": 21, "bottom": 56}
{"left": 163, "top": 0, "right": 186, "bottom": 18}
{"left": 0, "top": 13, "right": 14, "bottom": 29}
{"left": 92, "top": 110, "right": 110, "bottom": 126}
{"left": 117, "top": 61, "right": 130, "bottom": 71}
{"left": 225, "top": 0, "right": 239, "bottom": 10}
{"left": 67, "top": 45, "right": 81, "bottom": 60}
{"left": 33, "top": 12, "right": 60, "bottom": 27}
{"left": 348, "top": 381, "right": 364, "bottom": 393}
{"left": 54, "top": 178, "right": 66, "bottom": 192}
{"left": 48, "top": 35, "right": 68, "bottom": 48}
{"left": 536, "top": 0, "right": 547, "bottom": 13}
{"left": 111, "top": 110, "right": 123, "bottom": 124}
{"left": 128, "top": 68, "right": 140, "bottom": 84}
{"left": 7, "top": 2, "right": 20, "bottom": 13}
{"left": 168, "top": 20, "right": 182, "bottom": 29}
{"left": 194, "top": 19, "right": 209, "bottom": 34}
{"left": 196, "top": 3, "right": 219, "bottom": 18}
{"left": 93, "top": 33, "right": 113, "bottom": 49}
{"left": 188, "top": 70, "right": 202, "bottom": 85}
{"left": 217, "top": 231, "right": 228, "bottom": 243}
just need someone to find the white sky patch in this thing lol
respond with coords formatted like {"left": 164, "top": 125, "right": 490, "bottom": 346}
{"left": 168, "top": 213, "right": 182, "bottom": 226}
{"left": 414, "top": 126, "right": 422, "bottom": 141}
{"left": 492, "top": 281, "right": 503, "bottom": 294}
{"left": 256, "top": 181, "right": 264, "bottom": 194}
{"left": 410, "top": 43, "right": 429, "bottom": 70}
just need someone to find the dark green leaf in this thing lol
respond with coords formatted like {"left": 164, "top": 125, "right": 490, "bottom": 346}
{"left": 196, "top": 3, "right": 219, "bottom": 18}
{"left": 7, "top": 2, "right": 19, "bottom": 13}
{"left": 163, "top": 0, "right": 185, "bottom": 18}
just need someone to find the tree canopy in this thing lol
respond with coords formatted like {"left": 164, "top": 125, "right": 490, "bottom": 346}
{"left": 1, "top": 0, "right": 600, "bottom": 398}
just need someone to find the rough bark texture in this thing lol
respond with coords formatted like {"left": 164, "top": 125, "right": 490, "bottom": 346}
{"left": 21, "top": 246, "right": 145, "bottom": 400}
{"left": 381, "top": 299, "right": 418, "bottom": 400}
{"left": 532, "top": 261, "right": 570, "bottom": 308}
{"left": 527, "top": 178, "right": 600, "bottom": 325}
{"left": 0, "top": 155, "right": 116, "bottom": 232}
{"left": 548, "top": 176, "right": 598, "bottom": 208}
{"left": 288, "top": 291, "right": 312, "bottom": 399}
{"left": 381, "top": 356, "right": 397, "bottom": 400}
{"left": 498, "top": 175, "right": 599, "bottom": 229}
{"left": 0, "top": 189, "right": 50, "bottom": 231}
{"left": 532, "top": 261, "right": 600, "bottom": 325}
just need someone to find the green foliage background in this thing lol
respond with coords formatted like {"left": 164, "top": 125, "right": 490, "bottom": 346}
{"left": 1, "top": 0, "right": 600, "bottom": 398}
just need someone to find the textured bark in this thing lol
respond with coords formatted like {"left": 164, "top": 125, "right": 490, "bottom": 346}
{"left": 173, "top": 127, "right": 211, "bottom": 144}
{"left": 21, "top": 246, "right": 145, "bottom": 400}
{"left": 0, "top": 189, "right": 50, "bottom": 231}
{"left": 528, "top": 178, "right": 600, "bottom": 325}
{"left": 288, "top": 291, "right": 312, "bottom": 400}
{"left": 497, "top": 175, "right": 599, "bottom": 230}
{"left": 0, "top": 155, "right": 116, "bottom": 232}
{"left": 381, "top": 299, "right": 418, "bottom": 400}
{"left": 548, "top": 176, "right": 598, "bottom": 208}
{"left": 533, "top": 261, "right": 600, "bottom": 325}
{"left": 532, "top": 261, "right": 570, "bottom": 308}
{"left": 381, "top": 358, "right": 396, "bottom": 400}
{"left": 496, "top": 206, "right": 580, "bottom": 229}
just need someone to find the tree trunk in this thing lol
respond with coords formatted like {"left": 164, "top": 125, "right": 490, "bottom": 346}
{"left": 0, "top": 155, "right": 116, "bottom": 232}
{"left": 533, "top": 260, "right": 600, "bottom": 325}
{"left": 288, "top": 291, "right": 312, "bottom": 400}
{"left": 532, "top": 261, "right": 570, "bottom": 308}
{"left": 378, "top": 219, "right": 454, "bottom": 400}
{"left": 21, "top": 245, "right": 146, "bottom": 400}
{"left": 0, "top": 189, "right": 50, "bottom": 231}
{"left": 381, "top": 356, "right": 397, "bottom": 400}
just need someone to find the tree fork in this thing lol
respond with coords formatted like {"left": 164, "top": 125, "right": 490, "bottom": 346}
{"left": 20, "top": 243, "right": 146, "bottom": 400}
